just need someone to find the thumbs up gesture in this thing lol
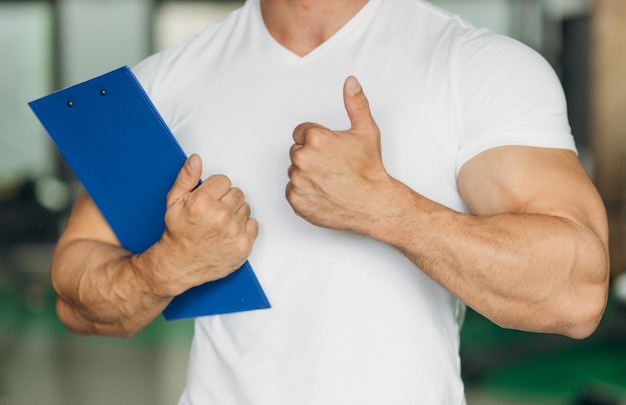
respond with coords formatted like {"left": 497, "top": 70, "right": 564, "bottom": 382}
{"left": 286, "top": 76, "right": 394, "bottom": 233}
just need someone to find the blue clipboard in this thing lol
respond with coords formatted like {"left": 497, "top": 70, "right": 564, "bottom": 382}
{"left": 28, "top": 66, "right": 270, "bottom": 320}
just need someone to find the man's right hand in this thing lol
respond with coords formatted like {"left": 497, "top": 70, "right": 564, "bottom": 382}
{"left": 140, "top": 153, "right": 259, "bottom": 298}
{"left": 51, "top": 153, "right": 257, "bottom": 336}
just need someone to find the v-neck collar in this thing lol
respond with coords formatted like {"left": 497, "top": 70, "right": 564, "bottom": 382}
{"left": 252, "top": 0, "right": 382, "bottom": 64}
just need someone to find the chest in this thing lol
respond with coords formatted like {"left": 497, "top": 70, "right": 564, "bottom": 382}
{"left": 161, "top": 47, "right": 465, "bottom": 212}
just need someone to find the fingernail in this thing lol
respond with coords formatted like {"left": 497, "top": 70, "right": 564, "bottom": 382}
{"left": 186, "top": 154, "right": 198, "bottom": 170}
{"left": 347, "top": 76, "right": 361, "bottom": 95}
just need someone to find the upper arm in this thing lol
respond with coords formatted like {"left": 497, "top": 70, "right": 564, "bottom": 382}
{"left": 52, "top": 192, "right": 152, "bottom": 337}
{"left": 57, "top": 191, "right": 120, "bottom": 249}
{"left": 50, "top": 192, "right": 123, "bottom": 333}
{"left": 52, "top": 191, "right": 122, "bottom": 295}
{"left": 457, "top": 145, "right": 608, "bottom": 246}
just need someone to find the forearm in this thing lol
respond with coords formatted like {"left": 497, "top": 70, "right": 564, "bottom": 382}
{"left": 285, "top": 78, "right": 609, "bottom": 338}
{"left": 50, "top": 157, "right": 258, "bottom": 337}
{"left": 363, "top": 180, "right": 609, "bottom": 338}
{"left": 51, "top": 239, "right": 172, "bottom": 337}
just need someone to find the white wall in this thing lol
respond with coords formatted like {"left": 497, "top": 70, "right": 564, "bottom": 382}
{"left": 58, "top": 0, "right": 152, "bottom": 86}
{"left": 0, "top": 0, "right": 153, "bottom": 181}
{"left": 0, "top": 3, "right": 55, "bottom": 180}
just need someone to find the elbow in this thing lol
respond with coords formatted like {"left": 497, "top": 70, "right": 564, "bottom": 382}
{"left": 495, "top": 269, "right": 610, "bottom": 339}
{"left": 561, "top": 287, "right": 608, "bottom": 339}
{"left": 495, "top": 286, "right": 608, "bottom": 339}
{"left": 561, "top": 308, "right": 605, "bottom": 340}
{"left": 561, "top": 313, "right": 603, "bottom": 340}
{"left": 553, "top": 236, "right": 610, "bottom": 339}
{"left": 559, "top": 272, "right": 610, "bottom": 340}
{"left": 55, "top": 297, "right": 93, "bottom": 337}
{"left": 55, "top": 297, "right": 142, "bottom": 339}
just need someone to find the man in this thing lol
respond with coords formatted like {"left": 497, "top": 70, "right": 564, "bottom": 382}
{"left": 50, "top": 0, "right": 610, "bottom": 403}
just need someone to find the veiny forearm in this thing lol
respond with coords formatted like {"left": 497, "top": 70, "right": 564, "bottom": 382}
{"left": 51, "top": 239, "right": 172, "bottom": 337}
{"left": 49, "top": 157, "right": 257, "bottom": 338}
{"left": 363, "top": 180, "right": 609, "bottom": 339}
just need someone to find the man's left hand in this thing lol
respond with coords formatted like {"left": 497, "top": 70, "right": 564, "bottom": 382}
{"left": 286, "top": 76, "right": 393, "bottom": 232}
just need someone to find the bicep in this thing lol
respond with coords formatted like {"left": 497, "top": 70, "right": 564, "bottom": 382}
{"left": 51, "top": 191, "right": 123, "bottom": 321}
{"left": 457, "top": 145, "right": 608, "bottom": 243}
{"left": 56, "top": 191, "right": 120, "bottom": 250}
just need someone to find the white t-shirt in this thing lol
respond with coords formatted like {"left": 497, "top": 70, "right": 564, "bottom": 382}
{"left": 134, "top": 0, "right": 576, "bottom": 404}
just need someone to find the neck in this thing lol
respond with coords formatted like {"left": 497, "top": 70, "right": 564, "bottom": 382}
{"left": 260, "top": 0, "right": 368, "bottom": 56}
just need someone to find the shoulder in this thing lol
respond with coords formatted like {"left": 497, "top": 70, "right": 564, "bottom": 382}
{"left": 452, "top": 30, "right": 567, "bottom": 129}
{"left": 455, "top": 29, "right": 556, "bottom": 83}
{"left": 129, "top": 3, "right": 251, "bottom": 122}
{"left": 132, "top": 3, "right": 247, "bottom": 95}
{"left": 377, "top": 0, "right": 480, "bottom": 43}
{"left": 451, "top": 30, "right": 575, "bottom": 170}
{"left": 392, "top": 0, "right": 553, "bottom": 76}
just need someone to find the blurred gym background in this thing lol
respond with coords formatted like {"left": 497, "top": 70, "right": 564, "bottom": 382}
{"left": 1, "top": 0, "right": 626, "bottom": 404}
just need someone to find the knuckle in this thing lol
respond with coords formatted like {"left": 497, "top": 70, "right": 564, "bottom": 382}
{"left": 304, "top": 128, "right": 325, "bottom": 147}
{"left": 290, "top": 150, "right": 304, "bottom": 167}
{"left": 286, "top": 189, "right": 304, "bottom": 210}
{"left": 188, "top": 193, "right": 211, "bottom": 216}
{"left": 230, "top": 187, "right": 245, "bottom": 203}
{"left": 248, "top": 218, "right": 259, "bottom": 235}
{"left": 293, "top": 122, "right": 315, "bottom": 135}
{"left": 240, "top": 201, "right": 252, "bottom": 217}
{"left": 285, "top": 181, "right": 295, "bottom": 198}
{"left": 294, "top": 123, "right": 328, "bottom": 145}
{"left": 213, "top": 207, "right": 233, "bottom": 227}
{"left": 207, "top": 174, "right": 232, "bottom": 190}
{"left": 287, "top": 170, "right": 307, "bottom": 190}
{"left": 291, "top": 147, "right": 314, "bottom": 169}
{"left": 289, "top": 144, "right": 301, "bottom": 161}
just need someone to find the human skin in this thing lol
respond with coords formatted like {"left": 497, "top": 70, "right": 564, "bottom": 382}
{"left": 52, "top": 158, "right": 258, "bottom": 337}
{"left": 50, "top": 0, "right": 373, "bottom": 337}
{"left": 286, "top": 76, "right": 609, "bottom": 339}
{"left": 50, "top": 0, "right": 609, "bottom": 339}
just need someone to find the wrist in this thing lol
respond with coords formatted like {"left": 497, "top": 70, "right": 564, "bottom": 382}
{"left": 128, "top": 243, "right": 181, "bottom": 300}
{"left": 358, "top": 177, "right": 414, "bottom": 241}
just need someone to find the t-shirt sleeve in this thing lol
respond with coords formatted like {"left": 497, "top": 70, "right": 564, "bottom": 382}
{"left": 131, "top": 52, "right": 164, "bottom": 97}
{"left": 131, "top": 51, "right": 177, "bottom": 126}
{"left": 454, "top": 30, "right": 577, "bottom": 174}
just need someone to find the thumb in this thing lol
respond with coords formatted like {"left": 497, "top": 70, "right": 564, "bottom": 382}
{"left": 167, "top": 153, "right": 202, "bottom": 205}
{"left": 343, "top": 76, "right": 377, "bottom": 132}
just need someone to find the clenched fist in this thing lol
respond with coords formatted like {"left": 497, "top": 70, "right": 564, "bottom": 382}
{"left": 148, "top": 154, "right": 258, "bottom": 297}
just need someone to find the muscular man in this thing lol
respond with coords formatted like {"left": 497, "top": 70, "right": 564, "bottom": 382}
{"left": 51, "top": 0, "right": 609, "bottom": 403}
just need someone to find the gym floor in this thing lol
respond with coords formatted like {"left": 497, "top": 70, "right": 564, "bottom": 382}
{"left": 1, "top": 243, "right": 625, "bottom": 405}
